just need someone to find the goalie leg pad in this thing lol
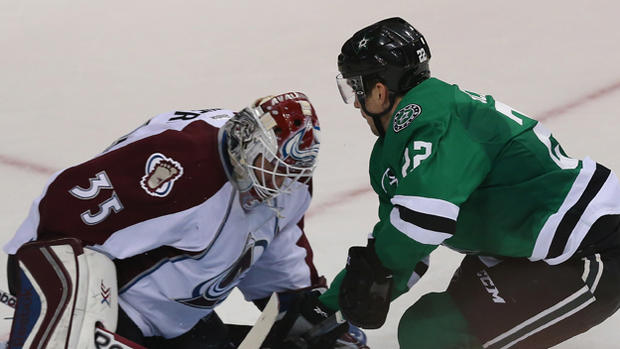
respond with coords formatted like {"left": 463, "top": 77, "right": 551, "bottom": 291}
{"left": 8, "top": 238, "right": 118, "bottom": 349}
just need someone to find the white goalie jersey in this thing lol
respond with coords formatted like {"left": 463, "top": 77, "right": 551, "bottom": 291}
{"left": 4, "top": 108, "right": 323, "bottom": 339}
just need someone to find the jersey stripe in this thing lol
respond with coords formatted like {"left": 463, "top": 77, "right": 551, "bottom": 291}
{"left": 391, "top": 195, "right": 459, "bottom": 220}
{"left": 531, "top": 158, "right": 620, "bottom": 264}
{"left": 531, "top": 159, "right": 596, "bottom": 262}
{"left": 389, "top": 207, "right": 454, "bottom": 245}
{"left": 548, "top": 165, "right": 620, "bottom": 265}
{"left": 488, "top": 252, "right": 603, "bottom": 348}
{"left": 390, "top": 195, "right": 458, "bottom": 243}
{"left": 582, "top": 254, "right": 603, "bottom": 293}
{"left": 397, "top": 205, "right": 457, "bottom": 234}
{"left": 483, "top": 286, "right": 594, "bottom": 348}
{"left": 547, "top": 163, "right": 610, "bottom": 258}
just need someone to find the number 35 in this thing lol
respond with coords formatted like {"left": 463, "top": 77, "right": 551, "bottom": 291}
{"left": 69, "top": 171, "right": 124, "bottom": 225}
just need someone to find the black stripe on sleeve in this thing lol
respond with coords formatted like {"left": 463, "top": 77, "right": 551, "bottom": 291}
{"left": 396, "top": 204, "right": 456, "bottom": 235}
{"left": 414, "top": 259, "right": 429, "bottom": 277}
{"left": 547, "top": 163, "right": 611, "bottom": 259}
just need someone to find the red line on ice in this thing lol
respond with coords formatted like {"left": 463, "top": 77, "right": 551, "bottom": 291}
{"left": 0, "top": 154, "right": 55, "bottom": 175}
{"left": 537, "top": 80, "right": 620, "bottom": 121}
{"left": 307, "top": 187, "right": 371, "bottom": 218}
{"left": 2, "top": 80, "right": 619, "bottom": 217}
{"left": 307, "top": 79, "right": 620, "bottom": 216}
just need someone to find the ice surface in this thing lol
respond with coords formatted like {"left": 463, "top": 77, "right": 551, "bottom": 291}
{"left": 1, "top": 1, "right": 619, "bottom": 347}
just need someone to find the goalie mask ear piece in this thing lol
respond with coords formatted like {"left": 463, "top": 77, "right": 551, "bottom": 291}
{"left": 252, "top": 95, "right": 276, "bottom": 107}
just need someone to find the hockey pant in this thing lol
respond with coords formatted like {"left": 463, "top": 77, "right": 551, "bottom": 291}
{"left": 397, "top": 249, "right": 620, "bottom": 349}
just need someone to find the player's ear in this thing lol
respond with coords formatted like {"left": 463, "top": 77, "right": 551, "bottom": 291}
{"left": 367, "top": 82, "right": 383, "bottom": 102}
{"left": 376, "top": 82, "right": 390, "bottom": 107}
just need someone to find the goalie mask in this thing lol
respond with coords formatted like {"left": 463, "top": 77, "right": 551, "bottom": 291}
{"left": 220, "top": 92, "right": 320, "bottom": 208}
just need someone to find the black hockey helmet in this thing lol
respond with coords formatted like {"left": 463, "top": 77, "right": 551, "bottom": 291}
{"left": 337, "top": 17, "right": 431, "bottom": 104}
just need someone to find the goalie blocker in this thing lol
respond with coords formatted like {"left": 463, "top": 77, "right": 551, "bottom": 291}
{"left": 7, "top": 238, "right": 120, "bottom": 349}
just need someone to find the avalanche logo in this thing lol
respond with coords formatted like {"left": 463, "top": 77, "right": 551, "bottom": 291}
{"left": 176, "top": 238, "right": 268, "bottom": 309}
{"left": 140, "top": 153, "right": 184, "bottom": 197}
{"left": 281, "top": 124, "right": 320, "bottom": 163}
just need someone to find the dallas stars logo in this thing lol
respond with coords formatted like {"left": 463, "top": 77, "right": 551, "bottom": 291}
{"left": 393, "top": 104, "right": 422, "bottom": 133}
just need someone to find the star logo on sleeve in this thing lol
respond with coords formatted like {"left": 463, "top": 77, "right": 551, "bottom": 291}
{"left": 357, "top": 37, "right": 369, "bottom": 50}
{"left": 393, "top": 104, "right": 422, "bottom": 133}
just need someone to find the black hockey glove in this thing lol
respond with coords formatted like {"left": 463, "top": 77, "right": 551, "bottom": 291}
{"left": 339, "top": 241, "right": 393, "bottom": 329}
{"left": 264, "top": 291, "right": 348, "bottom": 349}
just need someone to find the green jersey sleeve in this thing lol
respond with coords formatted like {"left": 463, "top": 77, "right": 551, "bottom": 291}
{"left": 370, "top": 79, "right": 498, "bottom": 299}
{"left": 320, "top": 78, "right": 547, "bottom": 309}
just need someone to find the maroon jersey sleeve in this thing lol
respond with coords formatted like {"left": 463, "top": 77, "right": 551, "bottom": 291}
{"left": 36, "top": 120, "right": 228, "bottom": 245}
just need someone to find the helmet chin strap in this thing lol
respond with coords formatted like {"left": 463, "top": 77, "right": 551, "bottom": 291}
{"left": 359, "top": 93, "right": 396, "bottom": 137}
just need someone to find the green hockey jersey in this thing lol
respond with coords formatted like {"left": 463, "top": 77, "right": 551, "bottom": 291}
{"left": 320, "top": 77, "right": 620, "bottom": 309}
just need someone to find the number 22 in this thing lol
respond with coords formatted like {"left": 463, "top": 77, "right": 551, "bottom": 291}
{"left": 402, "top": 141, "right": 432, "bottom": 176}
{"left": 464, "top": 90, "right": 578, "bottom": 170}
{"left": 494, "top": 101, "right": 578, "bottom": 170}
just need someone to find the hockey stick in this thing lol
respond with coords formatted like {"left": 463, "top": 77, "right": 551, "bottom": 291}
{"left": 0, "top": 288, "right": 146, "bottom": 349}
{"left": 237, "top": 295, "right": 350, "bottom": 349}
{"left": 238, "top": 292, "right": 280, "bottom": 349}
{"left": 1, "top": 289, "right": 308, "bottom": 349}
{"left": 232, "top": 294, "right": 354, "bottom": 349}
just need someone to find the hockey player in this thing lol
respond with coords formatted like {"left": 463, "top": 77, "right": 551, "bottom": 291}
{"left": 3, "top": 92, "right": 366, "bottom": 348}
{"left": 275, "top": 18, "right": 620, "bottom": 348}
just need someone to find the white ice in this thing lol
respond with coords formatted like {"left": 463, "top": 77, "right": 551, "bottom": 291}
{"left": 1, "top": 1, "right": 619, "bottom": 348}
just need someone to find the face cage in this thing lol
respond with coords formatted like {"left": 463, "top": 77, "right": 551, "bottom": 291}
{"left": 245, "top": 136, "right": 316, "bottom": 203}
{"left": 231, "top": 106, "right": 317, "bottom": 203}
{"left": 336, "top": 73, "right": 366, "bottom": 104}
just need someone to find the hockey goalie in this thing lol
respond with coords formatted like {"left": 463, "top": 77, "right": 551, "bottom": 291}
{"left": 3, "top": 92, "right": 368, "bottom": 349}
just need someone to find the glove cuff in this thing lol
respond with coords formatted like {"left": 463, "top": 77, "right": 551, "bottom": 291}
{"left": 300, "top": 291, "right": 334, "bottom": 324}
